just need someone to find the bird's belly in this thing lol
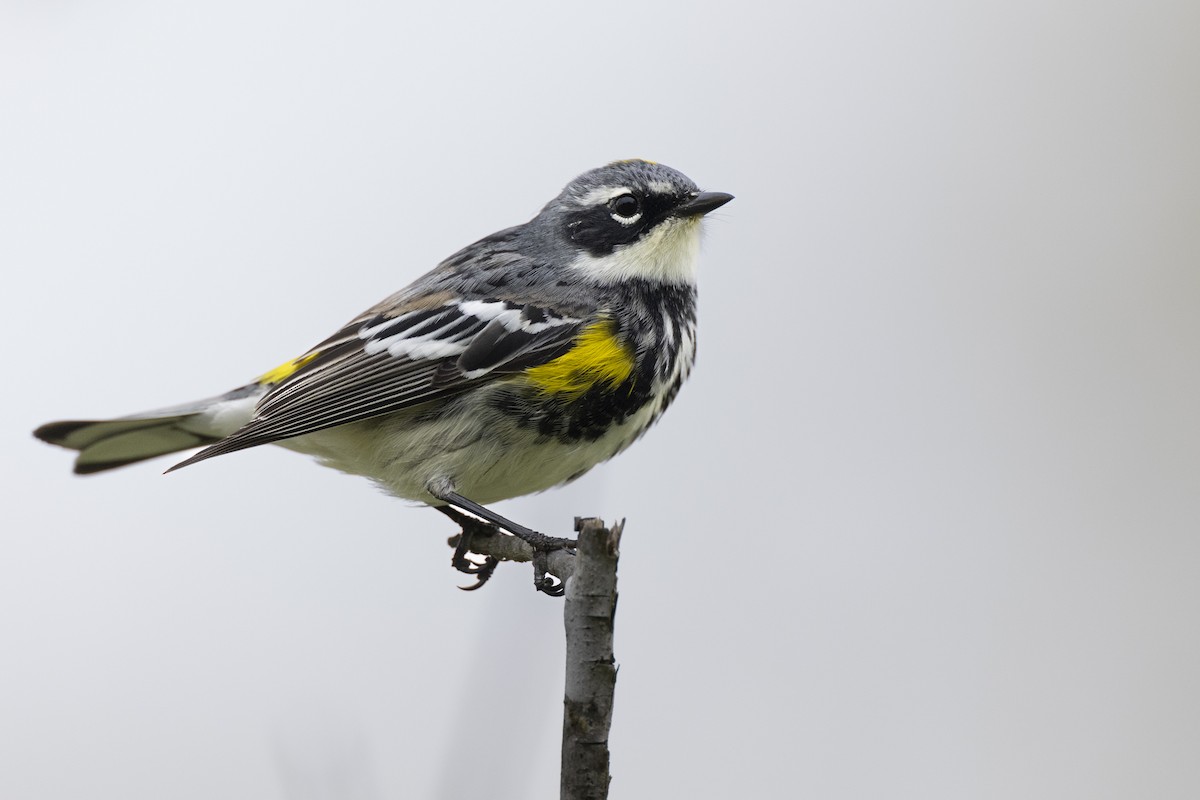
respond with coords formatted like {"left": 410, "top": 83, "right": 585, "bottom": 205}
{"left": 277, "top": 393, "right": 664, "bottom": 505}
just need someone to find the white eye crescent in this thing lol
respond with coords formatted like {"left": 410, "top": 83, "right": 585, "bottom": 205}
{"left": 609, "top": 193, "right": 642, "bottom": 225}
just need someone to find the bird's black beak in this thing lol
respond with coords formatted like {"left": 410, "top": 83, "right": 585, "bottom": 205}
{"left": 675, "top": 191, "right": 734, "bottom": 217}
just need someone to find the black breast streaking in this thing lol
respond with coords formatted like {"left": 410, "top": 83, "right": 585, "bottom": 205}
{"left": 491, "top": 281, "right": 696, "bottom": 444}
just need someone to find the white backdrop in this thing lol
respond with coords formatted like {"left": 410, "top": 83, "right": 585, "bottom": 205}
{"left": 2, "top": 2, "right": 1198, "bottom": 798}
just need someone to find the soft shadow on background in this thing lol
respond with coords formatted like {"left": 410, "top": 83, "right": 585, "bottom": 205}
{"left": 2, "top": 2, "right": 1197, "bottom": 798}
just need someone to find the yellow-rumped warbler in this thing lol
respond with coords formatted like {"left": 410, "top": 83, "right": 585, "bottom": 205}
{"left": 34, "top": 159, "right": 733, "bottom": 594}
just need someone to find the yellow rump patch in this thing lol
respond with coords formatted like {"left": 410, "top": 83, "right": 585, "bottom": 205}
{"left": 525, "top": 319, "right": 635, "bottom": 397}
{"left": 257, "top": 351, "right": 320, "bottom": 385}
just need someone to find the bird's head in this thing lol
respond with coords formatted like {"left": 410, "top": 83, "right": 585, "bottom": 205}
{"left": 541, "top": 159, "right": 733, "bottom": 286}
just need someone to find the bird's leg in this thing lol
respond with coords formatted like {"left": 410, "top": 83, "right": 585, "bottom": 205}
{"left": 429, "top": 482, "right": 576, "bottom": 596}
{"left": 437, "top": 506, "right": 500, "bottom": 591}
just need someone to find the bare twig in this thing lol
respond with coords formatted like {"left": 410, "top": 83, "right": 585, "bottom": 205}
{"left": 560, "top": 517, "right": 622, "bottom": 800}
{"left": 445, "top": 516, "right": 624, "bottom": 798}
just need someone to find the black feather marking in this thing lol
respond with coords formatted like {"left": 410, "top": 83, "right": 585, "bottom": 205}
{"left": 456, "top": 316, "right": 582, "bottom": 376}
{"left": 430, "top": 314, "right": 484, "bottom": 341}
{"left": 368, "top": 309, "right": 432, "bottom": 335}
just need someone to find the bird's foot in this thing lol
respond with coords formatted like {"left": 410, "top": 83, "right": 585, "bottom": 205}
{"left": 439, "top": 503, "right": 578, "bottom": 597}
{"left": 525, "top": 525, "right": 580, "bottom": 596}
{"left": 441, "top": 506, "right": 501, "bottom": 591}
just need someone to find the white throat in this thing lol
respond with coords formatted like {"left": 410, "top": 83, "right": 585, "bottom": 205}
{"left": 568, "top": 216, "right": 703, "bottom": 285}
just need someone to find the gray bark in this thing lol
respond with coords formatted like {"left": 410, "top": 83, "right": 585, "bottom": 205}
{"left": 560, "top": 518, "right": 622, "bottom": 800}
{"left": 447, "top": 517, "right": 623, "bottom": 799}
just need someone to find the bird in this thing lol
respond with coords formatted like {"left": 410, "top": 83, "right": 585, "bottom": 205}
{"left": 34, "top": 159, "right": 733, "bottom": 594}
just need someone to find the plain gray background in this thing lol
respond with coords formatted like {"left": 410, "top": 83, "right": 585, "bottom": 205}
{"left": 3, "top": 2, "right": 1198, "bottom": 798}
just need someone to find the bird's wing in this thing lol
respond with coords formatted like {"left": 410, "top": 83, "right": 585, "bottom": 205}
{"left": 168, "top": 297, "right": 591, "bottom": 470}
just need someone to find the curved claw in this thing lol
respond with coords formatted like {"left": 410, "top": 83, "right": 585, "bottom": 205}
{"left": 458, "top": 556, "right": 499, "bottom": 591}
{"left": 445, "top": 506, "right": 501, "bottom": 586}
{"left": 536, "top": 576, "right": 565, "bottom": 597}
{"left": 533, "top": 550, "right": 566, "bottom": 596}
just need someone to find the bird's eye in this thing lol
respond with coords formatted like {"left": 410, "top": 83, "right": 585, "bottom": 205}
{"left": 609, "top": 194, "right": 641, "bottom": 220}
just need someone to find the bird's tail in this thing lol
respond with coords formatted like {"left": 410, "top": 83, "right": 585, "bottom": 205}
{"left": 33, "top": 384, "right": 263, "bottom": 475}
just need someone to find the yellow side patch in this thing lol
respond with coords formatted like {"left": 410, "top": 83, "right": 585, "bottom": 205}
{"left": 525, "top": 320, "right": 634, "bottom": 396}
{"left": 257, "top": 351, "right": 320, "bottom": 385}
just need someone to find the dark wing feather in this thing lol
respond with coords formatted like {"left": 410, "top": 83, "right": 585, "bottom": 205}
{"left": 168, "top": 300, "right": 589, "bottom": 470}
{"left": 453, "top": 306, "right": 582, "bottom": 377}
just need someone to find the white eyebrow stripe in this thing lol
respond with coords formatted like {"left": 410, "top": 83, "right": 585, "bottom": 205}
{"left": 647, "top": 180, "right": 675, "bottom": 195}
{"left": 578, "top": 185, "right": 633, "bottom": 206}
